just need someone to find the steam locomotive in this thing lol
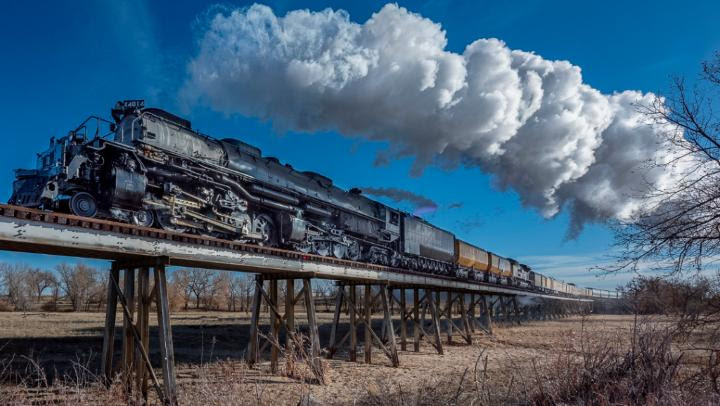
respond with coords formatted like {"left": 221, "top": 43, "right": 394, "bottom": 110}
{"left": 9, "top": 100, "right": 616, "bottom": 298}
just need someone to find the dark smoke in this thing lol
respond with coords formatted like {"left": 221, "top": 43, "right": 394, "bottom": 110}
{"left": 360, "top": 187, "right": 438, "bottom": 216}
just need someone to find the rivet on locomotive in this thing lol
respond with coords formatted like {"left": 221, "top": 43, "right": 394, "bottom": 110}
{"left": 9, "top": 100, "right": 615, "bottom": 298}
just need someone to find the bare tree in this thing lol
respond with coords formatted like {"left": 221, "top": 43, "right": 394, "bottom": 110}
{"left": 0, "top": 263, "right": 33, "bottom": 311}
{"left": 56, "top": 263, "right": 99, "bottom": 311}
{"left": 610, "top": 52, "right": 720, "bottom": 274}
{"left": 205, "top": 271, "right": 227, "bottom": 310}
{"left": 228, "top": 274, "right": 246, "bottom": 312}
{"left": 91, "top": 271, "right": 108, "bottom": 310}
{"left": 25, "top": 268, "right": 57, "bottom": 304}
{"left": 244, "top": 275, "right": 254, "bottom": 313}
{"left": 171, "top": 269, "right": 193, "bottom": 310}
{"left": 173, "top": 268, "right": 219, "bottom": 310}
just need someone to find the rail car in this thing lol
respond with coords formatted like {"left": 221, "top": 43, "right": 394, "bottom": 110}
{"left": 9, "top": 100, "right": 616, "bottom": 298}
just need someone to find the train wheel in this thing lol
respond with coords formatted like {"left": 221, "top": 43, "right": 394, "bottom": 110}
{"left": 313, "top": 241, "right": 331, "bottom": 256}
{"left": 253, "top": 214, "right": 277, "bottom": 247}
{"left": 69, "top": 192, "right": 97, "bottom": 218}
{"left": 132, "top": 209, "right": 154, "bottom": 227}
{"left": 155, "top": 209, "right": 188, "bottom": 233}
{"left": 332, "top": 243, "right": 347, "bottom": 259}
{"left": 346, "top": 241, "right": 361, "bottom": 261}
{"left": 390, "top": 254, "right": 401, "bottom": 268}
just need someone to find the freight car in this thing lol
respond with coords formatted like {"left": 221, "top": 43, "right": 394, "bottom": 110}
{"left": 9, "top": 100, "right": 610, "bottom": 298}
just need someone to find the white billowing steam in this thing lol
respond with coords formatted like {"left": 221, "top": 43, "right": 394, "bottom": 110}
{"left": 184, "top": 3, "right": 683, "bottom": 235}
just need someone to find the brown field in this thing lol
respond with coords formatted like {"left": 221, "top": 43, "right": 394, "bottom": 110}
{"left": 0, "top": 311, "right": 643, "bottom": 405}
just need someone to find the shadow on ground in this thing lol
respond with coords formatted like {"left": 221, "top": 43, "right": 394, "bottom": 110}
{"left": 0, "top": 312, "right": 424, "bottom": 384}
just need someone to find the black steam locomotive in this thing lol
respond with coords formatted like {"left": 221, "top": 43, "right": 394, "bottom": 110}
{"left": 10, "top": 100, "right": 454, "bottom": 274}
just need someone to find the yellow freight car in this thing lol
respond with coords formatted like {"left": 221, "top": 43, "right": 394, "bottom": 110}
{"left": 454, "top": 239, "right": 490, "bottom": 271}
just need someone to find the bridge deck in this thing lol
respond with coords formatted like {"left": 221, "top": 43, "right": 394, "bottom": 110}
{"left": 0, "top": 205, "right": 590, "bottom": 301}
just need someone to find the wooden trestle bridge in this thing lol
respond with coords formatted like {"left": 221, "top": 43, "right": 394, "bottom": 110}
{"left": 0, "top": 205, "right": 603, "bottom": 404}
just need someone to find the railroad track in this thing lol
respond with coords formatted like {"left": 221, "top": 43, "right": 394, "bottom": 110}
{"left": 0, "top": 204, "right": 600, "bottom": 299}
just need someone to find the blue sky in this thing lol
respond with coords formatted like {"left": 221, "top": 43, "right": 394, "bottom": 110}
{"left": 1, "top": 0, "right": 718, "bottom": 289}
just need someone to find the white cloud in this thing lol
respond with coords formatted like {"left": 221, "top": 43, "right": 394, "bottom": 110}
{"left": 183, "top": 3, "right": 687, "bottom": 234}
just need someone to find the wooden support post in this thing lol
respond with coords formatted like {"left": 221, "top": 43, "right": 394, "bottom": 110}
{"left": 270, "top": 279, "right": 279, "bottom": 373}
{"left": 459, "top": 294, "right": 472, "bottom": 344}
{"left": 327, "top": 285, "right": 345, "bottom": 359}
{"left": 303, "top": 278, "right": 323, "bottom": 381}
{"left": 400, "top": 288, "right": 407, "bottom": 351}
{"left": 389, "top": 288, "right": 394, "bottom": 315}
{"left": 512, "top": 296, "right": 521, "bottom": 325}
{"left": 469, "top": 293, "right": 476, "bottom": 332}
{"left": 500, "top": 296, "right": 508, "bottom": 324}
{"left": 154, "top": 263, "right": 177, "bottom": 405}
{"left": 482, "top": 296, "right": 493, "bottom": 335}
{"left": 380, "top": 307, "right": 387, "bottom": 343}
{"left": 101, "top": 266, "right": 120, "bottom": 385}
{"left": 135, "top": 267, "right": 151, "bottom": 400}
{"left": 427, "top": 290, "right": 444, "bottom": 355}
{"left": 285, "top": 278, "right": 295, "bottom": 360}
{"left": 413, "top": 288, "right": 420, "bottom": 352}
{"left": 246, "top": 275, "right": 263, "bottom": 365}
{"left": 122, "top": 268, "right": 136, "bottom": 390}
{"left": 435, "top": 291, "right": 442, "bottom": 334}
{"left": 380, "top": 285, "right": 399, "bottom": 367}
{"left": 364, "top": 285, "right": 372, "bottom": 364}
{"left": 350, "top": 285, "right": 357, "bottom": 362}
{"left": 445, "top": 292, "right": 453, "bottom": 344}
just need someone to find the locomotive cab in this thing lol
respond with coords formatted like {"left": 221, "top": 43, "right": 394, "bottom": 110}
{"left": 10, "top": 135, "right": 66, "bottom": 208}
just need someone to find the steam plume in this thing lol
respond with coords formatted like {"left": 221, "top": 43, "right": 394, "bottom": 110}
{"left": 184, "top": 3, "right": 684, "bottom": 235}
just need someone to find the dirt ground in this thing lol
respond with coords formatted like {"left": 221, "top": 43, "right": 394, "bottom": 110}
{"left": 0, "top": 311, "right": 637, "bottom": 405}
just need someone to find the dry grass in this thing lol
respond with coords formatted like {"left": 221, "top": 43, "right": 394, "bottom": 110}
{"left": 4, "top": 313, "right": 717, "bottom": 405}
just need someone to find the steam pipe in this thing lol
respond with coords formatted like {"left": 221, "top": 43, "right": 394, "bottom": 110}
{"left": 304, "top": 203, "right": 333, "bottom": 217}
{"left": 249, "top": 184, "right": 300, "bottom": 205}
{"left": 220, "top": 175, "right": 294, "bottom": 212}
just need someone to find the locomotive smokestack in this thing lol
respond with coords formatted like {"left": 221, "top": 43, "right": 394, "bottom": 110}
{"left": 183, "top": 3, "right": 688, "bottom": 236}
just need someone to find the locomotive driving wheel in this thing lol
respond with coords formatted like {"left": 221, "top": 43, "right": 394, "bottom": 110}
{"left": 346, "top": 241, "right": 361, "bottom": 261}
{"left": 69, "top": 192, "right": 97, "bottom": 218}
{"left": 332, "top": 243, "right": 347, "bottom": 259}
{"left": 155, "top": 209, "right": 188, "bottom": 233}
{"left": 390, "top": 253, "right": 401, "bottom": 268}
{"left": 313, "top": 241, "right": 331, "bottom": 257}
{"left": 132, "top": 209, "right": 154, "bottom": 227}
{"left": 253, "top": 214, "right": 277, "bottom": 247}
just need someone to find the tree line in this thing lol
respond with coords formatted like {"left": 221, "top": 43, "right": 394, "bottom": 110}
{"left": 0, "top": 263, "right": 337, "bottom": 313}
{"left": 0, "top": 263, "right": 106, "bottom": 312}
